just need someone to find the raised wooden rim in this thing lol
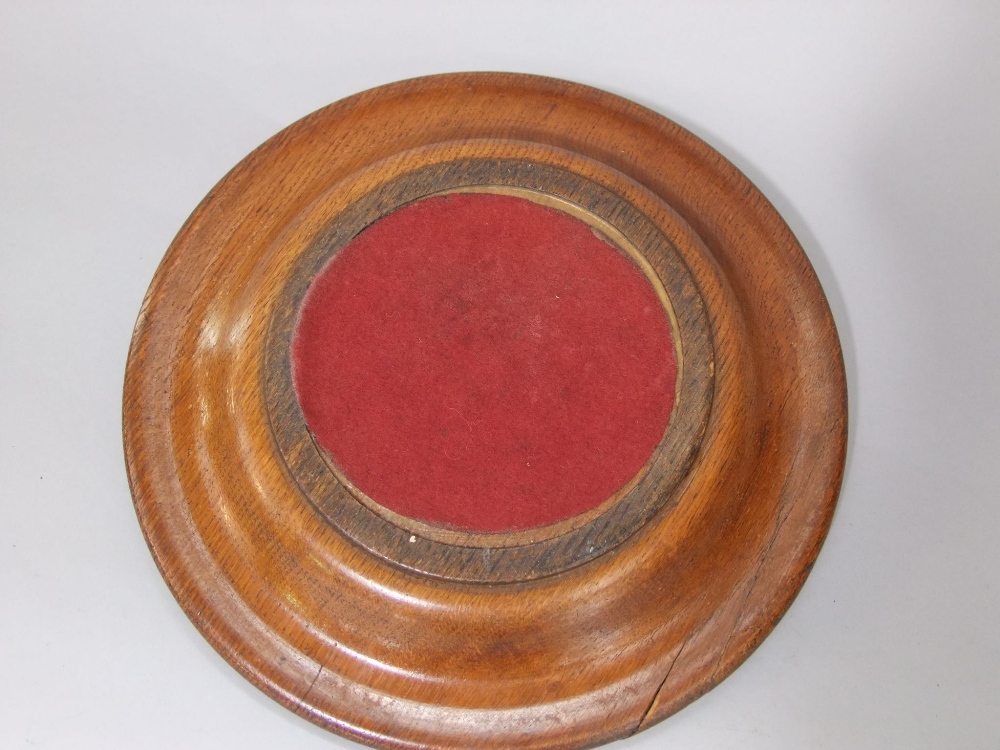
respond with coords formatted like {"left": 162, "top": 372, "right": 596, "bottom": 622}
{"left": 123, "top": 72, "right": 847, "bottom": 749}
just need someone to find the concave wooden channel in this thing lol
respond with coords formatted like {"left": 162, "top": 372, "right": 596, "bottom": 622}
{"left": 123, "top": 73, "right": 847, "bottom": 750}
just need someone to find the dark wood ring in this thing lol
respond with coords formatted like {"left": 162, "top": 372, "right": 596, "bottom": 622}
{"left": 264, "top": 157, "right": 714, "bottom": 582}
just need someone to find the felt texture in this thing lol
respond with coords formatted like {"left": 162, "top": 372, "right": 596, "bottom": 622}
{"left": 291, "top": 193, "right": 676, "bottom": 532}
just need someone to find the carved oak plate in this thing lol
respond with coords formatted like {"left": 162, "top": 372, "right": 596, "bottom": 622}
{"left": 123, "top": 73, "right": 847, "bottom": 749}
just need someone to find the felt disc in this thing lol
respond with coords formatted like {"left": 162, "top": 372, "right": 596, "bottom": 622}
{"left": 291, "top": 192, "right": 677, "bottom": 532}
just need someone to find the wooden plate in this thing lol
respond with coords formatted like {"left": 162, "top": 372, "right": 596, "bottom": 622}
{"left": 123, "top": 73, "right": 847, "bottom": 749}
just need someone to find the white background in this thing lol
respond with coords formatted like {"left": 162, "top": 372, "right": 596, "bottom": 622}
{"left": 2, "top": 2, "right": 998, "bottom": 748}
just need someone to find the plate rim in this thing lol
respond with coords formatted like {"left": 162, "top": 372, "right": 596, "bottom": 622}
{"left": 123, "top": 71, "right": 847, "bottom": 749}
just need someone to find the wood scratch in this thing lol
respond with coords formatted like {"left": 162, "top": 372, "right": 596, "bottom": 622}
{"left": 301, "top": 664, "right": 324, "bottom": 703}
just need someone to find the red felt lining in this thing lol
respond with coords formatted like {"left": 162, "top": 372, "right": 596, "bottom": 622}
{"left": 291, "top": 193, "right": 676, "bottom": 533}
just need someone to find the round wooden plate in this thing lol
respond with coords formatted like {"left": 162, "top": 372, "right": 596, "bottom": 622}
{"left": 123, "top": 73, "right": 847, "bottom": 749}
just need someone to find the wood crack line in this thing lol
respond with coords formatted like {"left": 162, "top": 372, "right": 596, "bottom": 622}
{"left": 633, "top": 635, "right": 690, "bottom": 735}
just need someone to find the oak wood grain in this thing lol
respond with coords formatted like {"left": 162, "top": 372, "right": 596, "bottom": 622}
{"left": 123, "top": 72, "right": 847, "bottom": 749}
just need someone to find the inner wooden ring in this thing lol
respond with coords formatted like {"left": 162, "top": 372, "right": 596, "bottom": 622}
{"left": 265, "top": 158, "right": 713, "bottom": 582}
{"left": 291, "top": 191, "right": 678, "bottom": 533}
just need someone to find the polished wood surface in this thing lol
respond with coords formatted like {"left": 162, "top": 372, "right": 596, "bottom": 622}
{"left": 123, "top": 72, "right": 847, "bottom": 749}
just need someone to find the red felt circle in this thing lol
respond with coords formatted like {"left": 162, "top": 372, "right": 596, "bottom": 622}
{"left": 291, "top": 193, "right": 677, "bottom": 533}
